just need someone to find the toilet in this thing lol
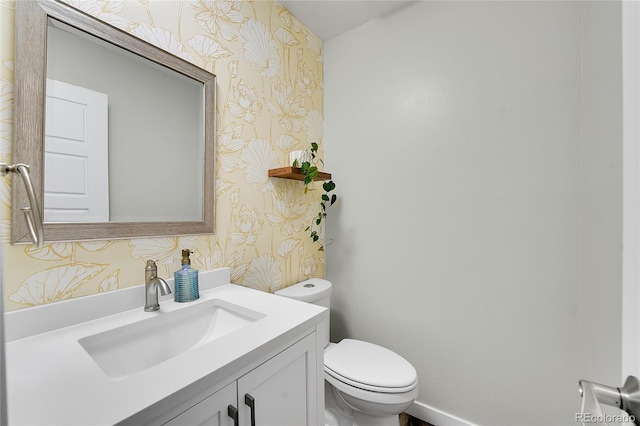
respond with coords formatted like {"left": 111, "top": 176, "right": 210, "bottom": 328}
{"left": 275, "top": 279, "right": 418, "bottom": 426}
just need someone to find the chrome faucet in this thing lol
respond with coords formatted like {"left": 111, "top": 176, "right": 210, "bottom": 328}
{"left": 144, "top": 260, "right": 171, "bottom": 312}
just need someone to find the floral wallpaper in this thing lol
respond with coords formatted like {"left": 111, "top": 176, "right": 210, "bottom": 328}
{"left": 0, "top": 0, "right": 326, "bottom": 312}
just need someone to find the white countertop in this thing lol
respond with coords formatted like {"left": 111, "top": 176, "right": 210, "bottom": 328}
{"left": 5, "top": 268, "right": 327, "bottom": 425}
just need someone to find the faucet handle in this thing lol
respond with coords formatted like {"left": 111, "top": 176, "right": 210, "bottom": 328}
{"left": 145, "top": 259, "right": 158, "bottom": 271}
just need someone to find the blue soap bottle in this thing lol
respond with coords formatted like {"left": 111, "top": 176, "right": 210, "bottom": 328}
{"left": 174, "top": 249, "right": 199, "bottom": 303}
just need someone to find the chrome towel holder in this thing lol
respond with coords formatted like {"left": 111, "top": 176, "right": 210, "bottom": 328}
{"left": 1, "top": 163, "right": 43, "bottom": 248}
{"left": 579, "top": 376, "right": 640, "bottom": 425}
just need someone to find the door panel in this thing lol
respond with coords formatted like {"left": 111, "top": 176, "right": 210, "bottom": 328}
{"left": 163, "top": 381, "right": 236, "bottom": 426}
{"left": 44, "top": 79, "right": 109, "bottom": 223}
{"left": 237, "top": 334, "right": 317, "bottom": 426}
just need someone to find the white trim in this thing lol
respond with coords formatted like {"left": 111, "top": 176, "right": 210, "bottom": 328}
{"left": 622, "top": 0, "right": 640, "bottom": 380}
{"left": 0, "top": 2, "right": 9, "bottom": 422}
{"left": 0, "top": 211, "right": 7, "bottom": 426}
{"left": 405, "top": 401, "right": 478, "bottom": 426}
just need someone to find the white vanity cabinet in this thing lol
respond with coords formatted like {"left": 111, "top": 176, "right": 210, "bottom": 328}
{"left": 5, "top": 272, "right": 327, "bottom": 426}
{"left": 161, "top": 333, "right": 318, "bottom": 426}
{"left": 163, "top": 382, "right": 236, "bottom": 426}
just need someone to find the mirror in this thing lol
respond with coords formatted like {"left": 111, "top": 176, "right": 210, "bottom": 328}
{"left": 13, "top": 0, "right": 216, "bottom": 243}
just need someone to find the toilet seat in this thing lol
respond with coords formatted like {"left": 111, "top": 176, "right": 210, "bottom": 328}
{"left": 324, "top": 339, "right": 418, "bottom": 394}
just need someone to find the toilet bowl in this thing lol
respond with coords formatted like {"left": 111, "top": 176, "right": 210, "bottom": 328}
{"left": 275, "top": 279, "right": 418, "bottom": 426}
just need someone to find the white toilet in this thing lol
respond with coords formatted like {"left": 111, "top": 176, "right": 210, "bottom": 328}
{"left": 275, "top": 278, "right": 418, "bottom": 426}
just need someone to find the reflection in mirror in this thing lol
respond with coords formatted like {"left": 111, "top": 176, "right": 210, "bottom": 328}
{"left": 46, "top": 19, "right": 205, "bottom": 223}
{"left": 13, "top": 0, "right": 216, "bottom": 243}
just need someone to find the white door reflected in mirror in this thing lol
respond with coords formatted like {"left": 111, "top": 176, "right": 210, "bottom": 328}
{"left": 44, "top": 79, "right": 109, "bottom": 223}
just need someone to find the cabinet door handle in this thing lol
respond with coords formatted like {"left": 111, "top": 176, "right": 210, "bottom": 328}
{"left": 244, "top": 394, "right": 256, "bottom": 426}
{"left": 227, "top": 404, "right": 238, "bottom": 426}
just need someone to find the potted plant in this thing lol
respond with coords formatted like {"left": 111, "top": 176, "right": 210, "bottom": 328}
{"left": 292, "top": 142, "right": 337, "bottom": 249}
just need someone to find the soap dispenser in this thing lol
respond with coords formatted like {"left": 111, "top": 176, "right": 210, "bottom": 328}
{"left": 174, "top": 249, "right": 199, "bottom": 303}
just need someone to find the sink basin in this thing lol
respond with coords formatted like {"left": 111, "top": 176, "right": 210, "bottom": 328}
{"left": 78, "top": 299, "right": 265, "bottom": 379}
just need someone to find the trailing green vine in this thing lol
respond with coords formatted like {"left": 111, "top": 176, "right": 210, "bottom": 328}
{"left": 293, "top": 142, "right": 337, "bottom": 249}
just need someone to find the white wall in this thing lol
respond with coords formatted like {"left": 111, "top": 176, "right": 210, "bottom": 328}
{"left": 622, "top": 0, "right": 640, "bottom": 381}
{"left": 324, "top": 2, "right": 622, "bottom": 425}
{"left": 580, "top": 0, "right": 623, "bottom": 387}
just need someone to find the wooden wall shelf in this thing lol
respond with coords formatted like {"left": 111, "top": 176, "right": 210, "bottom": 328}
{"left": 268, "top": 167, "right": 332, "bottom": 181}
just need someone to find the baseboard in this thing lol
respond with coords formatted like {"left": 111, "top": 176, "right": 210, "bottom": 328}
{"left": 405, "top": 401, "right": 478, "bottom": 426}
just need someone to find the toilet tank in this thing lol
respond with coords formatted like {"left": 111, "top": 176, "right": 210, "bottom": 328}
{"left": 275, "top": 278, "right": 331, "bottom": 347}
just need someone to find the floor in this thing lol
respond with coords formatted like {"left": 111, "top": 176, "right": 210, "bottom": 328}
{"left": 400, "top": 412, "right": 435, "bottom": 426}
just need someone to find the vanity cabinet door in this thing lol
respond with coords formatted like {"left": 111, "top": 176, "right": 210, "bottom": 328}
{"left": 163, "top": 381, "right": 237, "bottom": 426}
{"left": 237, "top": 334, "right": 318, "bottom": 426}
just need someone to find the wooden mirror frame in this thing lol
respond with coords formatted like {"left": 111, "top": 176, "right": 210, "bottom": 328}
{"left": 13, "top": 0, "right": 216, "bottom": 243}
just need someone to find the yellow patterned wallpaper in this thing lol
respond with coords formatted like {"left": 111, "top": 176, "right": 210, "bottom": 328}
{"left": 0, "top": 0, "right": 325, "bottom": 311}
